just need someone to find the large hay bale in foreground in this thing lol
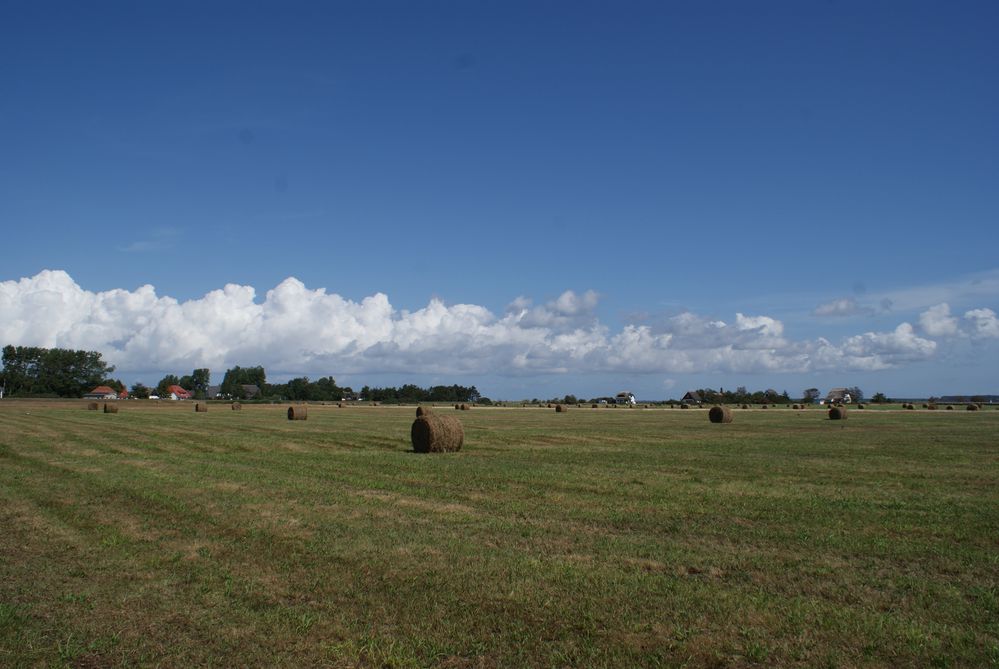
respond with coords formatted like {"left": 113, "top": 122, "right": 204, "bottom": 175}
{"left": 231, "top": 403, "right": 242, "bottom": 411}
{"left": 828, "top": 406, "right": 847, "bottom": 420}
{"left": 87, "top": 402, "right": 99, "bottom": 411}
{"left": 708, "top": 406, "right": 732, "bottom": 423}
{"left": 103, "top": 403, "right": 118, "bottom": 414}
{"left": 555, "top": 404, "right": 566, "bottom": 413}
{"left": 195, "top": 403, "right": 208, "bottom": 413}
{"left": 416, "top": 406, "right": 432, "bottom": 417}
{"left": 411, "top": 414, "right": 464, "bottom": 453}
{"left": 288, "top": 406, "right": 308, "bottom": 420}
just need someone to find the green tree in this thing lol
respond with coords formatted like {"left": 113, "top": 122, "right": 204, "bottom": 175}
{"left": 1, "top": 345, "right": 115, "bottom": 397}
{"left": 802, "top": 388, "right": 820, "bottom": 404}
{"left": 871, "top": 392, "right": 888, "bottom": 404}
{"left": 131, "top": 383, "right": 151, "bottom": 399}
{"left": 191, "top": 368, "right": 211, "bottom": 399}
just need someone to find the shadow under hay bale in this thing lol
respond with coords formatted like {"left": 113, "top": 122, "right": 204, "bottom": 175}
{"left": 416, "top": 406, "right": 432, "bottom": 417}
{"left": 708, "top": 406, "right": 732, "bottom": 423}
{"left": 103, "top": 403, "right": 118, "bottom": 414}
{"left": 231, "top": 403, "right": 242, "bottom": 411}
{"left": 411, "top": 414, "right": 464, "bottom": 453}
{"left": 87, "top": 402, "right": 99, "bottom": 411}
{"left": 828, "top": 406, "right": 847, "bottom": 420}
{"left": 555, "top": 404, "right": 566, "bottom": 413}
{"left": 195, "top": 403, "right": 208, "bottom": 413}
{"left": 288, "top": 406, "right": 308, "bottom": 420}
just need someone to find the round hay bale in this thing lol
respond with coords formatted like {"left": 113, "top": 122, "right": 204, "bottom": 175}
{"left": 460, "top": 403, "right": 471, "bottom": 411}
{"left": 708, "top": 406, "right": 733, "bottom": 424}
{"left": 741, "top": 404, "right": 750, "bottom": 409}
{"left": 103, "top": 403, "right": 118, "bottom": 414}
{"left": 416, "top": 406, "right": 433, "bottom": 417}
{"left": 760, "top": 405, "right": 768, "bottom": 409}
{"left": 455, "top": 404, "right": 461, "bottom": 410}
{"left": 231, "top": 402, "right": 242, "bottom": 411}
{"left": 966, "top": 403, "right": 980, "bottom": 411}
{"left": 680, "top": 403, "right": 689, "bottom": 409}
{"left": 288, "top": 405, "right": 308, "bottom": 420}
{"left": 555, "top": 404, "right": 566, "bottom": 413}
{"left": 195, "top": 403, "right": 208, "bottom": 413}
{"left": 946, "top": 405, "right": 953, "bottom": 410}
{"left": 927, "top": 403, "right": 937, "bottom": 410}
{"left": 87, "top": 402, "right": 99, "bottom": 411}
{"left": 411, "top": 414, "right": 464, "bottom": 453}
{"left": 592, "top": 404, "right": 598, "bottom": 408}
{"left": 905, "top": 403, "right": 914, "bottom": 410}
{"left": 922, "top": 404, "right": 928, "bottom": 409}
{"left": 857, "top": 403, "right": 865, "bottom": 409}
{"left": 828, "top": 406, "right": 847, "bottom": 420}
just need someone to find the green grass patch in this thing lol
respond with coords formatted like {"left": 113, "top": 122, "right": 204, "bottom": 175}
{"left": 1, "top": 400, "right": 997, "bottom": 667}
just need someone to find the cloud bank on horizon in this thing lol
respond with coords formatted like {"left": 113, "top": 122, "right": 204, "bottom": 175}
{"left": 2, "top": 271, "right": 997, "bottom": 385}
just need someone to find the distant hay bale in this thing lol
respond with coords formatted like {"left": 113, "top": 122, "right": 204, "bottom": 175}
{"left": 741, "top": 404, "right": 750, "bottom": 409}
{"left": 946, "top": 405, "right": 953, "bottom": 410}
{"left": 708, "top": 406, "right": 733, "bottom": 424}
{"left": 927, "top": 403, "right": 937, "bottom": 410}
{"left": 103, "top": 403, "right": 118, "bottom": 414}
{"left": 411, "top": 414, "right": 464, "bottom": 453}
{"left": 905, "top": 403, "right": 914, "bottom": 410}
{"left": 195, "top": 403, "right": 208, "bottom": 413}
{"left": 337, "top": 402, "right": 343, "bottom": 408}
{"left": 555, "top": 404, "right": 566, "bottom": 413}
{"left": 680, "top": 403, "right": 689, "bottom": 409}
{"left": 967, "top": 403, "right": 980, "bottom": 411}
{"left": 592, "top": 404, "right": 598, "bottom": 408}
{"left": 460, "top": 403, "right": 471, "bottom": 410}
{"left": 231, "top": 403, "right": 242, "bottom": 411}
{"left": 857, "top": 404, "right": 865, "bottom": 409}
{"left": 288, "top": 405, "right": 308, "bottom": 420}
{"left": 791, "top": 404, "right": 799, "bottom": 410}
{"left": 760, "top": 405, "right": 768, "bottom": 409}
{"left": 87, "top": 402, "right": 99, "bottom": 411}
{"left": 828, "top": 406, "right": 847, "bottom": 420}
{"left": 416, "top": 406, "right": 432, "bottom": 417}
{"left": 922, "top": 404, "right": 928, "bottom": 409}
{"left": 546, "top": 403, "right": 553, "bottom": 408}
{"left": 455, "top": 404, "right": 461, "bottom": 410}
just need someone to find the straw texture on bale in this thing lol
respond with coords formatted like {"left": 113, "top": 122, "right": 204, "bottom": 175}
{"left": 416, "top": 406, "right": 432, "bottom": 417}
{"left": 103, "top": 403, "right": 118, "bottom": 414}
{"left": 87, "top": 402, "right": 99, "bottom": 411}
{"left": 828, "top": 406, "right": 847, "bottom": 420}
{"left": 231, "top": 403, "right": 242, "bottom": 411}
{"left": 555, "top": 404, "right": 566, "bottom": 413}
{"left": 195, "top": 403, "right": 208, "bottom": 413}
{"left": 411, "top": 414, "right": 464, "bottom": 453}
{"left": 708, "top": 406, "right": 733, "bottom": 424}
{"left": 288, "top": 406, "right": 308, "bottom": 420}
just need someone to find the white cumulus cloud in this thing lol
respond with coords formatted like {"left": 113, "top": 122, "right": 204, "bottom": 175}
{"left": 0, "top": 270, "right": 990, "bottom": 382}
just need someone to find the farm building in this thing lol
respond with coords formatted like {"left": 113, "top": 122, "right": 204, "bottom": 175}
{"left": 166, "top": 385, "right": 193, "bottom": 400}
{"left": 825, "top": 388, "right": 852, "bottom": 404}
{"left": 680, "top": 391, "right": 702, "bottom": 406}
{"left": 83, "top": 385, "right": 119, "bottom": 400}
{"left": 615, "top": 391, "right": 637, "bottom": 405}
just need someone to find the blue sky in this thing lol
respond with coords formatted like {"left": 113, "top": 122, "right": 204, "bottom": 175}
{"left": 2, "top": 1, "right": 997, "bottom": 400}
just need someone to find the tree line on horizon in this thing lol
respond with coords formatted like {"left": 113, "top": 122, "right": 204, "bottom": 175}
{"left": 0, "top": 346, "right": 481, "bottom": 403}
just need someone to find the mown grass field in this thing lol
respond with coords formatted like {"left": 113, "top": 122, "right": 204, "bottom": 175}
{"left": 1, "top": 400, "right": 997, "bottom": 668}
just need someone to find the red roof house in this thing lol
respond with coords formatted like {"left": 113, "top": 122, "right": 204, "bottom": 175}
{"left": 166, "top": 384, "right": 193, "bottom": 400}
{"left": 84, "top": 385, "right": 118, "bottom": 399}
